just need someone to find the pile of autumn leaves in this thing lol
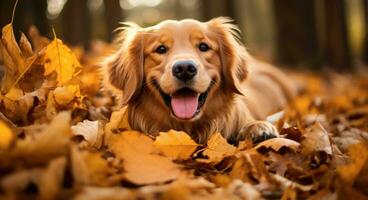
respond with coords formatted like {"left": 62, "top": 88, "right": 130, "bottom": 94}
{"left": 0, "top": 22, "right": 368, "bottom": 200}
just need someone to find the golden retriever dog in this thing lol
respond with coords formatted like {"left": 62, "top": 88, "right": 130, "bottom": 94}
{"left": 104, "top": 17, "right": 296, "bottom": 144}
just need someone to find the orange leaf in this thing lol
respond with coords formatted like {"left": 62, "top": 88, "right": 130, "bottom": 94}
{"left": 109, "top": 131, "right": 182, "bottom": 185}
{"left": 201, "top": 132, "right": 237, "bottom": 164}
{"left": 154, "top": 130, "right": 199, "bottom": 160}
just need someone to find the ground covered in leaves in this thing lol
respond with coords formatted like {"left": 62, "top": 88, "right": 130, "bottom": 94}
{"left": 1, "top": 21, "right": 368, "bottom": 200}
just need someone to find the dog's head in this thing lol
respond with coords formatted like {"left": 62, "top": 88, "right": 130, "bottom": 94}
{"left": 106, "top": 17, "right": 248, "bottom": 121}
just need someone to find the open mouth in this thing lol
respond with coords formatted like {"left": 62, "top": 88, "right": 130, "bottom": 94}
{"left": 153, "top": 81, "right": 209, "bottom": 120}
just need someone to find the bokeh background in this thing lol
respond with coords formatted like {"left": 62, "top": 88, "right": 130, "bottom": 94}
{"left": 0, "top": 0, "right": 367, "bottom": 71}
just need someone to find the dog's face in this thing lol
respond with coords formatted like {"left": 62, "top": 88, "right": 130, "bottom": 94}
{"left": 106, "top": 17, "right": 248, "bottom": 122}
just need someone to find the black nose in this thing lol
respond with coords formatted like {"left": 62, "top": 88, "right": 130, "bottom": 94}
{"left": 172, "top": 60, "right": 198, "bottom": 82}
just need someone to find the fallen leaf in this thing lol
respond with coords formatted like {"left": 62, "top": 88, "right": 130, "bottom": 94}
{"left": 38, "top": 157, "right": 67, "bottom": 200}
{"left": 255, "top": 138, "right": 300, "bottom": 153}
{"left": 1, "top": 157, "right": 66, "bottom": 200}
{"left": 19, "top": 32, "right": 33, "bottom": 57}
{"left": 53, "top": 85, "right": 81, "bottom": 106}
{"left": 200, "top": 132, "right": 237, "bottom": 164}
{"left": 0, "top": 24, "right": 38, "bottom": 95}
{"left": 301, "top": 122, "right": 332, "bottom": 155}
{"left": 109, "top": 131, "right": 182, "bottom": 185}
{"left": 226, "top": 179, "right": 261, "bottom": 200}
{"left": 0, "top": 120, "right": 14, "bottom": 149}
{"left": 337, "top": 142, "right": 368, "bottom": 185}
{"left": 74, "top": 186, "right": 135, "bottom": 200}
{"left": 104, "top": 108, "right": 130, "bottom": 146}
{"left": 153, "top": 130, "right": 199, "bottom": 160}
{"left": 271, "top": 174, "right": 313, "bottom": 192}
{"left": 70, "top": 145, "right": 119, "bottom": 186}
{"left": 43, "top": 36, "right": 81, "bottom": 85}
{"left": 71, "top": 120, "right": 104, "bottom": 148}
{"left": 1, "top": 112, "right": 71, "bottom": 165}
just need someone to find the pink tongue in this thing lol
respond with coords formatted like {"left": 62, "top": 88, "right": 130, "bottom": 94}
{"left": 171, "top": 94, "right": 198, "bottom": 119}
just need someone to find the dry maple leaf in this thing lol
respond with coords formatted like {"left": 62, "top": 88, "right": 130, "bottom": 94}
{"left": 200, "top": 132, "right": 237, "bottom": 164}
{"left": 43, "top": 34, "right": 81, "bottom": 86}
{"left": 153, "top": 130, "right": 199, "bottom": 160}
{"left": 109, "top": 131, "right": 182, "bottom": 185}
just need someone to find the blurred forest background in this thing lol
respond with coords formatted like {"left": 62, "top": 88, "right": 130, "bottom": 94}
{"left": 0, "top": 0, "right": 367, "bottom": 71}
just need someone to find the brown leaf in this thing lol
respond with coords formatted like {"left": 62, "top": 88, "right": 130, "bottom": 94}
{"left": 109, "top": 131, "right": 182, "bottom": 185}
{"left": 19, "top": 32, "right": 33, "bottom": 57}
{"left": 301, "top": 122, "right": 332, "bottom": 155}
{"left": 153, "top": 130, "right": 199, "bottom": 160}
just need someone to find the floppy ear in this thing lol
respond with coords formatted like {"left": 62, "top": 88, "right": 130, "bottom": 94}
{"left": 104, "top": 23, "right": 144, "bottom": 105}
{"left": 207, "top": 17, "right": 249, "bottom": 95}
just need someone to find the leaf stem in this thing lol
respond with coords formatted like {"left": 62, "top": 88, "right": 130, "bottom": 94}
{"left": 11, "top": 0, "right": 19, "bottom": 24}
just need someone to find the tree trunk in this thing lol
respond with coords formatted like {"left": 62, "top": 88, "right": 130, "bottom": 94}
{"left": 104, "top": 0, "right": 122, "bottom": 41}
{"left": 363, "top": 0, "right": 368, "bottom": 63}
{"left": 201, "top": 0, "right": 237, "bottom": 22}
{"left": 1, "top": 1, "right": 48, "bottom": 39}
{"left": 61, "top": 0, "right": 91, "bottom": 48}
{"left": 273, "top": 0, "right": 321, "bottom": 69}
{"left": 322, "top": 0, "right": 352, "bottom": 70}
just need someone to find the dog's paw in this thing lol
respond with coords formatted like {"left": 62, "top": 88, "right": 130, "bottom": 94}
{"left": 238, "top": 121, "right": 279, "bottom": 143}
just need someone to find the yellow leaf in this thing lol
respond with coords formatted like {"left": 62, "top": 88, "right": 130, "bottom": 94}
{"left": 0, "top": 121, "right": 14, "bottom": 149}
{"left": 53, "top": 85, "right": 80, "bottom": 106}
{"left": 154, "top": 130, "right": 199, "bottom": 160}
{"left": 44, "top": 37, "right": 81, "bottom": 85}
{"left": 201, "top": 132, "right": 237, "bottom": 164}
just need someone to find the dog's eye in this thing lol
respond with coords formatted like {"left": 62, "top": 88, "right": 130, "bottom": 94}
{"left": 155, "top": 45, "right": 167, "bottom": 54}
{"left": 198, "top": 43, "right": 210, "bottom": 52}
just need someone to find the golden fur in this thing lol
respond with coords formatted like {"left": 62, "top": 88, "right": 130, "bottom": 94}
{"left": 104, "top": 17, "right": 296, "bottom": 143}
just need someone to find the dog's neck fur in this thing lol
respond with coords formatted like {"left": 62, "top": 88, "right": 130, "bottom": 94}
{"left": 126, "top": 87, "right": 242, "bottom": 144}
